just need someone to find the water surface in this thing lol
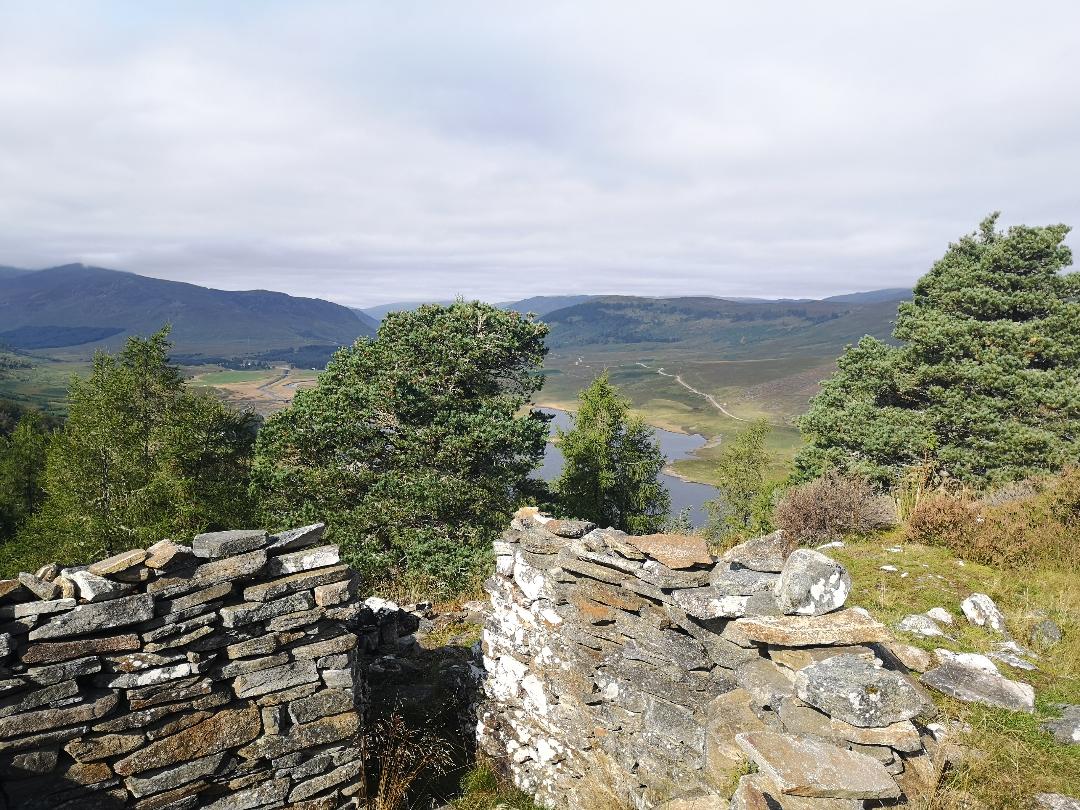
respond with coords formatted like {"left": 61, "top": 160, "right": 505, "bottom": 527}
{"left": 535, "top": 408, "right": 717, "bottom": 528}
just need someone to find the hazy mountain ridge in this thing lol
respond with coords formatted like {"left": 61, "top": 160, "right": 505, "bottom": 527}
{"left": 0, "top": 264, "right": 374, "bottom": 359}
{"left": 541, "top": 294, "right": 904, "bottom": 356}
{"left": 357, "top": 294, "right": 595, "bottom": 322}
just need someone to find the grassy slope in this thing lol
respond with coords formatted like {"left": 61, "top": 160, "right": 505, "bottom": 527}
{"left": 832, "top": 535, "right": 1078, "bottom": 808}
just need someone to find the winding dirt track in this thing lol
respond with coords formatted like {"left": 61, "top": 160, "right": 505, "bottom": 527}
{"left": 636, "top": 362, "right": 747, "bottom": 422}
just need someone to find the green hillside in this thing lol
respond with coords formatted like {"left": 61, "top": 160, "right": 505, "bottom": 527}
{"left": 542, "top": 295, "right": 900, "bottom": 355}
{"left": 0, "top": 264, "right": 374, "bottom": 360}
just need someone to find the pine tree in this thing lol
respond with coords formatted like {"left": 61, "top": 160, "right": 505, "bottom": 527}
{"left": 18, "top": 327, "right": 257, "bottom": 567}
{"left": 251, "top": 302, "right": 549, "bottom": 592}
{"left": 554, "top": 373, "right": 670, "bottom": 534}
{"left": 797, "top": 214, "right": 1079, "bottom": 486}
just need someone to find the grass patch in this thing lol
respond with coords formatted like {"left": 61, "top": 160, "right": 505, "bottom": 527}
{"left": 830, "top": 535, "right": 1079, "bottom": 808}
{"left": 451, "top": 760, "right": 544, "bottom": 810}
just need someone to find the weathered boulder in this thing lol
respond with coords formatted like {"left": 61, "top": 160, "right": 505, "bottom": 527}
{"left": 921, "top": 659, "right": 1034, "bottom": 712}
{"left": 723, "top": 530, "right": 792, "bottom": 573}
{"left": 897, "top": 614, "right": 949, "bottom": 638}
{"left": 794, "top": 654, "right": 925, "bottom": 727}
{"left": 1042, "top": 705, "right": 1080, "bottom": 745}
{"left": 1031, "top": 618, "right": 1063, "bottom": 650}
{"left": 961, "top": 593, "right": 1008, "bottom": 634}
{"left": 774, "top": 550, "right": 851, "bottom": 616}
{"left": 736, "top": 731, "right": 901, "bottom": 799}
{"left": 1035, "top": 794, "right": 1080, "bottom": 810}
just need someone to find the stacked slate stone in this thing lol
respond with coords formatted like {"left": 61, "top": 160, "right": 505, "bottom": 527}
{"left": 477, "top": 510, "right": 938, "bottom": 810}
{"left": 0, "top": 524, "right": 367, "bottom": 809}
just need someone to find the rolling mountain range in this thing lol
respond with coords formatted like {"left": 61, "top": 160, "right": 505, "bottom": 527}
{"left": 541, "top": 293, "right": 906, "bottom": 357}
{"left": 0, "top": 262, "right": 909, "bottom": 365}
{"left": 0, "top": 264, "right": 375, "bottom": 360}
{"left": 356, "top": 293, "right": 594, "bottom": 322}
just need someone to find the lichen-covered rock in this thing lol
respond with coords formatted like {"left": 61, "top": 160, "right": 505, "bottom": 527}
{"left": 961, "top": 593, "right": 1009, "bottom": 634}
{"left": 794, "top": 654, "right": 925, "bottom": 727}
{"left": 921, "top": 659, "right": 1035, "bottom": 712}
{"left": 1042, "top": 705, "right": 1080, "bottom": 745}
{"left": 1031, "top": 618, "right": 1063, "bottom": 650}
{"left": 774, "top": 550, "right": 851, "bottom": 616}
{"left": 897, "top": 614, "right": 949, "bottom": 638}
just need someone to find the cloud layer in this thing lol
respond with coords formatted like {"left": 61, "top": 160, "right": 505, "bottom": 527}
{"left": 1, "top": 1, "right": 1078, "bottom": 306}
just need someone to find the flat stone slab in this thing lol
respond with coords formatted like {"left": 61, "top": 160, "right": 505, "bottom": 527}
{"left": 88, "top": 549, "right": 147, "bottom": 576}
{"left": 672, "top": 587, "right": 778, "bottom": 619}
{"left": 192, "top": 529, "right": 269, "bottom": 559}
{"left": 114, "top": 705, "right": 261, "bottom": 775}
{"left": 921, "top": 660, "right": 1035, "bottom": 712}
{"left": 267, "top": 522, "right": 325, "bottom": 552}
{"left": 794, "top": 653, "right": 925, "bottom": 727}
{"left": 625, "top": 533, "right": 711, "bottom": 569}
{"left": 736, "top": 731, "right": 901, "bottom": 799}
{"left": 736, "top": 609, "right": 892, "bottom": 647}
{"left": 28, "top": 593, "right": 155, "bottom": 640}
{"left": 731, "top": 773, "right": 863, "bottom": 810}
{"left": 723, "top": 530, "right": 792, "bottom": 573}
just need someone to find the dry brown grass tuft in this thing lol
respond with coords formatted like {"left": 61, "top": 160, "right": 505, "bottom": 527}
{"left": 903, "top": 468, "right": 1080, "bottom": 570}
{"left": 356, "top": 713, "right": 453, "bottom": 810}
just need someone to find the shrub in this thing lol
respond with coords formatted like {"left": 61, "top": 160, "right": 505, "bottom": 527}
{"left": 904, "top": 492, "right": 979, "bottom": 549}
{"left": 903, "top": 468, "right": 1080, "bottom": 569}
{"left": 774, "top": 471, "right": 896, "bottom": 544}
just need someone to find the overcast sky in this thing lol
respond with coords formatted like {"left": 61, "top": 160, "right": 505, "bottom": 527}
{"left": 1, "top": 2, "right": 1077, "bottom": 307}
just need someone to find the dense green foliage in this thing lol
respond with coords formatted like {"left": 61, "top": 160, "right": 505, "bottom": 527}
{"left": 554, "top": 373, "right": 670, "bottom": 533}
{"left": 3, "top": 328, "right": 258, "bottom": 573}
{"left": 252, "top": 302, "right": 549, "bottom": 593}
{"left": 797, "top": 214, "right": 1080, "bottom": 487}
{"left": 0, "top": 412, "right": 48, "bottom": 542}
{"left": 704, "top": 419, "right": 774, "bottom": 544}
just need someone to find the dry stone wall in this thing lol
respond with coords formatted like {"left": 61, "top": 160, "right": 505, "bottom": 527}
{"left": 0, "top": 524, "right": 382, "bottom": 810}
{"left": 477, "top": 510, "right": 940, "bottom": 809}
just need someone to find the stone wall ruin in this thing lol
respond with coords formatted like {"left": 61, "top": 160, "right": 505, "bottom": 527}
{"left": 0, "top": 525, "right": 391, "bottom": 809}
{"left": 477, "top": 511, "right": 939, "bottom": 809}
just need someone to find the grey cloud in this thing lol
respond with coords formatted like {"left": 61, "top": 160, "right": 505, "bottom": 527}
{"left": 0, "top": 1, "right": 1077, "bottom": 307}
